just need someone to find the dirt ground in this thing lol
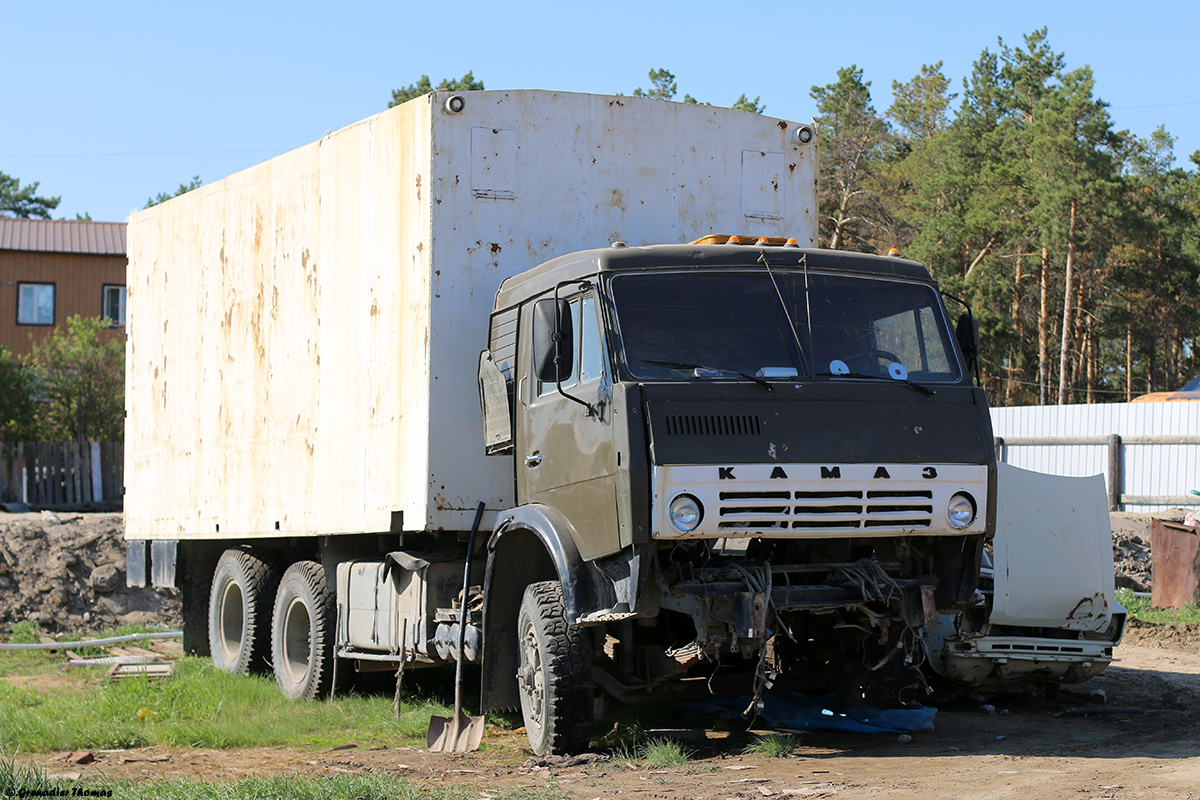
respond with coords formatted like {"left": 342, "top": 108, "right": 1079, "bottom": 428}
{"left": 6, "top": 512, "right": 1200, "bottom": 798}
{"left": 20, "top": 639, "right": 1200, "bottom": 799}
{"left": 0, "top": 511, "right": 180, "bottom": 631}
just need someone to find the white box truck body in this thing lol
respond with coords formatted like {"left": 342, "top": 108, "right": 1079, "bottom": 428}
{"left": 125, "top": 90, "right": 817, "bottom": 541}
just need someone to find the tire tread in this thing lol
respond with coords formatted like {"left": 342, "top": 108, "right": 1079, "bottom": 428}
{"left": 209, "top": 547, "right": 280, "bottom": 674}
{"left": 521, "top": 581, "right": 593, "bottom": 755}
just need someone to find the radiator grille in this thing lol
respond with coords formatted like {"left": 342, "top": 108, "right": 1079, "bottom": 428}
{"left": 716, "top": 488, "right": 934, "bottom": 532}
{"left": 664, "top": 414, "right": 762, "bottom": 437}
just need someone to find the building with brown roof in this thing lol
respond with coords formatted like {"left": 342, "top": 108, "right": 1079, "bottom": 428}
{"left": 0, "top": 218, "right": 126, "bottom": 358}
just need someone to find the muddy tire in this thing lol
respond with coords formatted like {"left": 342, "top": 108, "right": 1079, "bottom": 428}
{"left": 208, "top": 548, "right": 279, "bottom": 674}
{"left": 516, "top": 581, "right": 593, "bottom": 755}
{"left": 271, "top": 560, "right": 336, "bottom": 701}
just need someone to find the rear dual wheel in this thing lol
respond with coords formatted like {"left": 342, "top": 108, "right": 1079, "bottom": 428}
{"left": 271, "top": 560, "right": 337, "bottom": 700}
{"left": 208, "top": 548, "right": 279, "bottom": 674}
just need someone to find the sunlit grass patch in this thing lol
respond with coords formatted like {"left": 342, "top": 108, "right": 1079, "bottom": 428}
{"left": 1116, "top": 588, "right": 1200, "bottom": 626}
{"left": 742, "top": 733, "right": 802, "bottom": 758}
{"left": 0, "top": 654, "right": 464, "bottom": 752}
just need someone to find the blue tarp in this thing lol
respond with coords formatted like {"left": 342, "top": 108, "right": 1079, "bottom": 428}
{"left": 674, "top": 692, "right": 937, "bottom": 734}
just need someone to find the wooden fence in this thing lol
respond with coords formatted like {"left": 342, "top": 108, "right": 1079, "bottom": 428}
{"left": 0, "top": 442, "right": 123, "bottom": 508}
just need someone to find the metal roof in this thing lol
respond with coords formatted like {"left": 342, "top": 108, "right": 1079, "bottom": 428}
{"left": 0, "top": 218, "right": 126, "bottom": 256}
{"left": 495, "top": 243, "right": 936, "bottom": 310}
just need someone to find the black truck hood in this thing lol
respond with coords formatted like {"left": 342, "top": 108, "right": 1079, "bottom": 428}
{"left": 640, "top": 381, "right": 993, "bottom": 466}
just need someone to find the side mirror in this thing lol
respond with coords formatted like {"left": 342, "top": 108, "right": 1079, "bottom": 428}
{"left": 533, "top": 298, "right": 573, "bottom": 383}
{"left": 956, "top": 312, "right": 979, "bottom": 375}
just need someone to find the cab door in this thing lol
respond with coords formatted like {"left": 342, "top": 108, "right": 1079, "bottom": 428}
{"left": 515, "top": 291, "right": 620, "bottom": 561}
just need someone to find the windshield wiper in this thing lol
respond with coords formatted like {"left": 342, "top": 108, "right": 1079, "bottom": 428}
{"left": 643, "top": 359, "right": 773, "bottom": 392}
{"left": 815, "top": 369, "right": 937, "bottom": 396}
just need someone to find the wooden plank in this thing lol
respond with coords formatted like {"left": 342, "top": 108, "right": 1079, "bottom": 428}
{"left": 81, "top": 440, "right": 92, "bottom": 504}
{"left": 100, "top": 442, "right": 112, "bottom": 504}
{"left": 116, "top": 441, "right": 124, "bottom": 500}
{"left": 1108, "top": 434, "right": 1122, "bottom": 512}
{"left": 90, "top": 441, "right": 102, "bottom": 503}
{"left": 74, "top": 441, "right": 83, "bottom": 505}
{"left": 65, "top": 442, "right": 75, "bottom": 505}
{"left": 1122, "top": 495, "right": 1199, "bottom": 506}
{"left": 52, "top": 443, "right": 63, "bottom": 505}
{"left": 76, "top": 441, "right": 86, "bottom": 504}
{"left": 37, "top": 443, "right": 48, "bottom": 505}
{"left": 109, "top": 441, "right": 124, "bottom": 502}
{"left": 107, "top": 662, "right": 173, "bottom": 680}
{"left": 18, "top": 441, "right": 27, "bottom": 504}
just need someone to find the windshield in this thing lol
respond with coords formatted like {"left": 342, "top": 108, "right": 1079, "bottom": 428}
{"left": 610, "top": 270, "right": 961, "bottom": 384}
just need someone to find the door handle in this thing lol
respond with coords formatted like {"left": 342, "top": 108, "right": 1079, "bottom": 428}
{"left": 525, "top": 453, "right": 542, "bottom": 467}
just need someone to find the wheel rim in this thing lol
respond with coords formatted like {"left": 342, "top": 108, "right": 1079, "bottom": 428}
{"left": 517, "top": 615, "right": 546, "bottom": 740}
{"left": 216, "top": 578, "right": 245, "bottom": 662}
{"left": 281, "top": 595, "right": 312, "bottom": 684}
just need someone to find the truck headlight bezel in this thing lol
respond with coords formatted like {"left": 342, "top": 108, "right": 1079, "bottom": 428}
{"left": 947, "top": 491, "right": 977, "bottom": 529}
{"left": 669, "top": 494, "right": 703, "bottom": 533}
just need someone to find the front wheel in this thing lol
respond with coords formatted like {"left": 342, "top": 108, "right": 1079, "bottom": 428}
{"left": 516, "top": 581, "right": 594, "bottom": 755}
{"left": 271, "top": 560, "right": 336, "bottom": 700}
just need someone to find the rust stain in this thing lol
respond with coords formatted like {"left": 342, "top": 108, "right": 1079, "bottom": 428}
{"left": 777, "top": 120, "right": 788, "bottom": 131}
{"left": 415, "top": 173, "right": 422, "bottom": 202}
{"left": 1065, "top": 593, "right": 1103, "bottom": 620}
{"left": 253, "top": 209, "right": 263, "bottom": 252}
{"left": 489, "top": 242, "right": 501, "bottom": 255}
{"left": 788, "top": 163, "right": 796, "bottom": 174}
{"left": 370, "top": 300, "right": 379, "bottom": 317}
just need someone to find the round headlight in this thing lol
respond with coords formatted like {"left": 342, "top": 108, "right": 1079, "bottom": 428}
{"left": 947, "top": 492, "right": 976, "bottom": 529}
{"left": 669, "top": 494, "right": 703, "bottom": 533}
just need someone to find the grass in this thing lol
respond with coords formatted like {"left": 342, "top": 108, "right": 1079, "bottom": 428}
{"left": 742, "top": 733, "right": 802, "bottom": 758}
{"left": 1, "top": 755, "right": 567, "bottom": 800}
{"left": 0, "top": 621, "right": 521, "bottom": 753}
{"left": 1115, "top": 588, "right": 1200, "bottom": 626}
{"left": 610, "top": 737, "right": 693, "bottom": 768}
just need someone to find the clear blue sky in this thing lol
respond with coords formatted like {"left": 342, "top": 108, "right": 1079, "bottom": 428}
{"left": 3, "top": 0, "right": 1197, "bottom": 223}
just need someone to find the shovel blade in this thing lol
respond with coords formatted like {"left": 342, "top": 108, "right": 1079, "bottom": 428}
{"left": 426, "top": 712, "right": 485, "bottom": 752}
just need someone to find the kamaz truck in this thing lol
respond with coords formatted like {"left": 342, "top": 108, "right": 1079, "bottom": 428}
{"left": 126, "top": 90, "right": 996, "bottom": 755}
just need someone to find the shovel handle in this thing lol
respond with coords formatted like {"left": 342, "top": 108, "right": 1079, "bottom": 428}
{"left": 453, "top": 502, "right": 487, "bottom": 716}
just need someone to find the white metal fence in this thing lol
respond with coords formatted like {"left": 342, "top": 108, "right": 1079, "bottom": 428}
{"left": 990, "top": 403, "right": 1200, "bottom": 512}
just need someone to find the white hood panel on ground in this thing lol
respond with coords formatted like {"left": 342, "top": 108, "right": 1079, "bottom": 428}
{"left": 991, "top": 462, "right": 1115, "bottom": 632}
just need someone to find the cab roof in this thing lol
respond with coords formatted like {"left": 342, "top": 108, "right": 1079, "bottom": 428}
{"left": 494, "top": 243, "right": 936, "bottom": 311}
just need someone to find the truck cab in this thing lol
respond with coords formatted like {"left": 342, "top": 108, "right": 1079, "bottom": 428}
{"left": 478, "top": 238, "right": 996, "bottom": 753}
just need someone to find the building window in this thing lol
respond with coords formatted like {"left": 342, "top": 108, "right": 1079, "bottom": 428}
{"left": 103, "top": 285, "right": 127, "bottom": 327}
{"left": 17, "top": 283, "right": 55, "bottom": 326}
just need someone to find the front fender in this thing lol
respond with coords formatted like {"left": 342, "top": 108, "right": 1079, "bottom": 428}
{"left": 486, "top": 503, "right": 611, "bottom": 624}
{"left": 479, "top": 503, "right": 614, "bottom": 712}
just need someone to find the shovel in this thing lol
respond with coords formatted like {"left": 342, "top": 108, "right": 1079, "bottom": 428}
{"left": 427, "top": 501, "right": 487, "bottom": 752}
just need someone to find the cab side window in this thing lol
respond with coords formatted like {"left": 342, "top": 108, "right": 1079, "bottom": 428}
{"left": 537, "top": 293, "right": 605, "bottom": 396}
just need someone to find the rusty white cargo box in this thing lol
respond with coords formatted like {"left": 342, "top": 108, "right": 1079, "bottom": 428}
{"left": 125, "top": 89, "right": 819, "bottom": 542}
